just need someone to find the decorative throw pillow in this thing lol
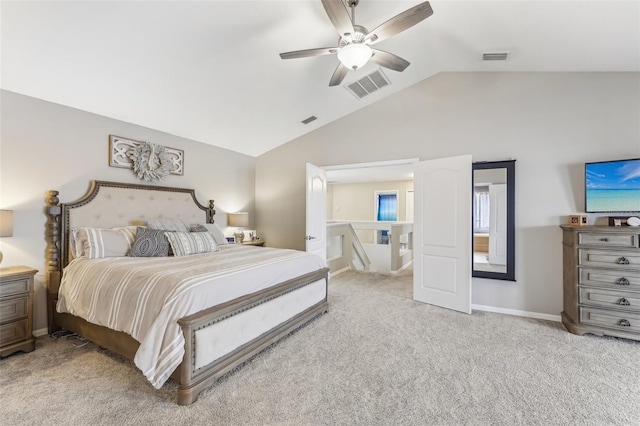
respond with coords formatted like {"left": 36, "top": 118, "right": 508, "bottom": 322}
{"left": 145, "top": 218, "right": 190, "bottom": 233}
{"left": 69, "top": 228, "right": 82, "bottom": 259}
{"left": 165, "top": 231, "right": 218, "bottom": 257}
{"left": 189, "top": 224, "right": 209, "bottom": 233}
{"left": 129, "top": 227, "right": 170, "bottom": 257}
{"left": 74, "top": 227, "right": 137, "bottom": 259}
{"left": 190, "top": 223, "right": 228, "bottom": 245}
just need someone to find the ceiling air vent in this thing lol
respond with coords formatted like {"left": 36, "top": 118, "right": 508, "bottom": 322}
{"left": 483, "top": 52, "right": 508, "bottom": 61}
{"left": 344, "top": 69, "right": 390, "bottom": 100}
{"left": 301, "top": 116, "right": 317, "bottom": 124}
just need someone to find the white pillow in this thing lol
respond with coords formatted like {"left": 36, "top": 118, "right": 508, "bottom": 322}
{"left": 194, "top": 223, "right": 228, "bottom": 245}
{"left": 145, "top": 218, "right": 190, "bottom": 233}
{"left": 74, "top": 226, "right": 137, "bottom": 259}
{"left": 165, "top": 231, "right": 218, "bottom": 257}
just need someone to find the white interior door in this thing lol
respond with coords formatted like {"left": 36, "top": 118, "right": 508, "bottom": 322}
{"left": 413, "top": 155, "right": 472, "bottom": 314}
{"left": 488, "top": 184, "right": 507, "bottom": 265}
{"left": 306, "top": 163, "right": 327, "bottom": 261}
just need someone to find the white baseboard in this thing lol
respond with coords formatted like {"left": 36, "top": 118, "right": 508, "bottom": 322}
{"left": 34, "top": 328, "right": 48, "bottom": 337}
{"left": 391, "top": 260, "right": 413, "bottom": 275}
{"left": 472, "top": 304, "right": 561, "bottom": 322}
{"left": 329, "top": 267, "right": 349, "bottom": 279}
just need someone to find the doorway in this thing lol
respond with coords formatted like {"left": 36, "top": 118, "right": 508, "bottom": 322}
{"left": 311, "top": 155, "right": 474, "bottom": 315}
{"left": 322, "top": 159, "right": 417, "bottom": 276}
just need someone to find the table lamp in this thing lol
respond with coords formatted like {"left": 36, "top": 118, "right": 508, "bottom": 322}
{"left": 0, "top": 210, "right": 14, "bottom": 265}
{"left": 228, "top": 212, "right": 249, "bottom": 243}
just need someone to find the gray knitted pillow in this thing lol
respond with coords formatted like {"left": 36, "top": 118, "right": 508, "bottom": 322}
{"left": 129, "top": 227, "right": 169, "bottom": 257}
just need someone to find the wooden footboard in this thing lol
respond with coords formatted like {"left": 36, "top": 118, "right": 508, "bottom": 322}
{"left": 176, "top": 267, "right": 329, "bottom": 405}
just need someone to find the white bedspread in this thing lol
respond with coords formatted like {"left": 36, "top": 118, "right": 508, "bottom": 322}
{"left": 57, "top": 245, "right": 327, "bottom": 388}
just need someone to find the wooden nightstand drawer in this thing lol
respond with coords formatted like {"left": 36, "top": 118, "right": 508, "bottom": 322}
{"left": 0, "top": 318, "right": 28, "bottom": 346}
{"left": 0, "top": 278, "right": 29, "bottom": 297}
{"left": 0, "top": 266, "right": 37, "bottom": 357}
{"left": 0, "top": 296, "right": 28, "bottom": 323}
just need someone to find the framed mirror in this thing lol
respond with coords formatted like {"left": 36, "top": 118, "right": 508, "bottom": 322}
{"left": 472, "top": 160, "right": 516, "bottom": 281}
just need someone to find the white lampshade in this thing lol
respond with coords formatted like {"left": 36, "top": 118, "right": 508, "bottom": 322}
{"left": 0, "top": 210, "right": 13, "bottom": 238}
{"left": 0, "top": 210, "right": 13, "bottom": 265}
{"left": 337, "top": 43, "right": 372, "bottom": 70}
{"left": 228, "top": 212, "right": 249, "bottom": 228}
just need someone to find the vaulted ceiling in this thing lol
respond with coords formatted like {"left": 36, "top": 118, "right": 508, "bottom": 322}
{"left": 2, "top": 1, "right": 639, "bottom": 157}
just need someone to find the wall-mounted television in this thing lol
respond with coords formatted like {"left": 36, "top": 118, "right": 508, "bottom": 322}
{"left": 585, "top": 158, "right": 640, "bottom": 213}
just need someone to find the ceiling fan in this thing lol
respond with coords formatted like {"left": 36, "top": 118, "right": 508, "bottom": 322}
{"left": 279, "top": 0, "right": 433, "bottom": 87}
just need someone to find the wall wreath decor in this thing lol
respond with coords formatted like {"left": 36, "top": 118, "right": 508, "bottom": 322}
{"left": 128, "top": 142, "right": 173, "bottom": 182}
{"left": 108, "top": 135, "right": 184, "bottom": 180}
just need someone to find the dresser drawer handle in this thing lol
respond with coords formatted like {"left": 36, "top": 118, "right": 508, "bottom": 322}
{"left": 618, "top": 298, "right": 631, "bottom": 306}
{"left": 600, "top": 238, "right": 609, "bottom": 242}
{"left": 617, "top": 257, "right": 630, "bottom": 265}
{"left": 619, "top": 319, "right": 631, "bottom": 327}
{"left": 617, "top": 277, "right": 630, "bottom": 286}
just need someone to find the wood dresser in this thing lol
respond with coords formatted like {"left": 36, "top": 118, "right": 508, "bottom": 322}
{"left": 561, "top": 225, "right": 640, "bottom": 341}
{"left": 0, "top": 265, "right": 38, "bottom": 357}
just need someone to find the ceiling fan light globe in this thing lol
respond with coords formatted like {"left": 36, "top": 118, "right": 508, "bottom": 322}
{"left": 337, "top": 43, "right": 372, "bottom": 70}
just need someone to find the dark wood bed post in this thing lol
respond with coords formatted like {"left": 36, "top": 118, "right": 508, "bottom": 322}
{"left": 207, "top": 200, "right": 215, "bottom": 224}
{"left": 46, "top": 190, "right": 63, "bottom": 334}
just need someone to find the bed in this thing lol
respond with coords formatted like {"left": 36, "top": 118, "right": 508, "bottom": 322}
{"left": 45, "top": 180, "right": 329, "bottom": 405}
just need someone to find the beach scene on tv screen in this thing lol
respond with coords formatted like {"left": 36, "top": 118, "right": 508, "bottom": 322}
{"left": 586, "top": 159, "right": 640, "bottom": 212}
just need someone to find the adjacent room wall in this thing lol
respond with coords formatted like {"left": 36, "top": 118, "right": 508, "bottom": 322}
{"left": 256, "top": 72, "right": 640, "bottom": 317}
{"left": 328, "top": 181, "right": 413, "bottom": 221}
{"left": 0, "top": 90, "right": 256, "bottom": 334}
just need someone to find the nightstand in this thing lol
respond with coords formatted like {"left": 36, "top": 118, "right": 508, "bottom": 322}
{"left": 241, "top": 240, "right": 265, "bottom": 247}
{"left": 0, "top": 266, "right": 38, "bottom": 357}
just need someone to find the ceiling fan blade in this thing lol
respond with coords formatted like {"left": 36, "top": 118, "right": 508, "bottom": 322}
{"left": 321, "top": 0, "right": 355, "bottom": 38}
{"left": 365, "top": 1, "right": 433, "bottom": 45}
{"left": 370, "top": 49, "right": 410, "bottom": 72}
{"left": 279, "top": 47, "right": 338, "bottom": 60}
{"left": 329, "top": 63, "right": 350, "bottom": 87}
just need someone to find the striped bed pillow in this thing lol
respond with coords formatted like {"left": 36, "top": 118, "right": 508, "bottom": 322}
{"left": 189, "top": 223, "right": 229, "bottom": 246}
{"left": 74, "top": 226, "right": 137, "bottom": 259}
{"left": 165, "top": 231, "right": 218, "bottom": 257}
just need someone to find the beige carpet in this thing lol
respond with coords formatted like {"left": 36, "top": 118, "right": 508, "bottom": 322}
{"left": 1, "top": 270, "right": 639, "bottom": 425}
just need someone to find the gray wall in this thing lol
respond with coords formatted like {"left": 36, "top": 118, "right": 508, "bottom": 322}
{"left": 328, "top": 181, "right": 414, "bottom": 221}
{"left": 255, "top": 72, "right": 640, "bottom": 317}
{"left": 0, "top": 90, "right": 256, "bottom": 333}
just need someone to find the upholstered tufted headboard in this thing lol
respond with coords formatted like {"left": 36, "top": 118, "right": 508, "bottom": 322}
{"left": 45, "top": 181, "right": 215, "bottom": 323}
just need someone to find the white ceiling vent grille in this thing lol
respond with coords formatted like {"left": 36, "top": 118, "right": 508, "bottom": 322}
{"left": 344, "top": 69, "right": 390, "bottom": 99}
{"left": 483, "top": 52, "right": 508, "bottom": 61}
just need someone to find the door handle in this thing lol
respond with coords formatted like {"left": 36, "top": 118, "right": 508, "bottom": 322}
{"left": 304, "top": 235, "right": 317, "bottom": 240}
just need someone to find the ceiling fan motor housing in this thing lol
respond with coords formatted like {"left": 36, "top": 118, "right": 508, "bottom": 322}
{"left": 339, "top": 24, "right": 369, "bottom": 46}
